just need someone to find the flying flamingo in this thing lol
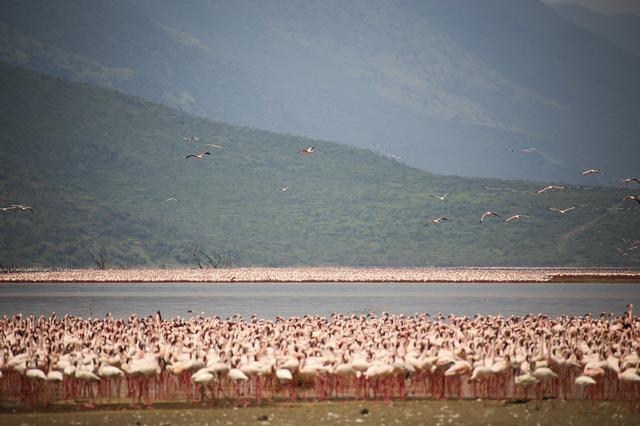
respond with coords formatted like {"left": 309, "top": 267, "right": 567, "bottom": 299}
{"left": 185, "top": 152, "right": 211, "bottom": 160}
{"left": 549, "top": 207, "right": 575, "bottom": 214}
{"left": 298, "top": 146, "right": 315, "bottom": 155}
{"left": 480, "top": 211, "right": 500, "bottom": 223}
{"left": 581, "top": 169, "right": 603, "bottom": 176}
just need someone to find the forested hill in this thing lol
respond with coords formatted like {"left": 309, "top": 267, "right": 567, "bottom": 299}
{"left": 1, "top": 62, "right": 638, "bottom": 268}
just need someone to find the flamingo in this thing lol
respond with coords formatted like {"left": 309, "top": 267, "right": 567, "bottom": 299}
{"left": 298, "top": 147, "right": 315, "bottom": 155}
{"left": 536, "top": 185, "right": 565, "bottom": 194}
{"left": 581, "top": 169, "right": 603, "bottom": 176}
{"left": 425, "top": 217, "right": 448, "bottom": 226}
{"left": 575, "top": 375, "right": 597, "bottom": 411}
{"left": 185, "top": 152, "right": 211, "bottom": 160}
{"left": 480, "top": 211, "right": 501, "bottom": 223}
{"left": 430, "top": 193, "right": 449, "bottom": 201}
{"left": 75, "top": 363, "right": 101, "bottom": 408}
{"left": 549, "top": 207, "right": 575, "bottom": 214}
{"left": 504, "top": 214, "right": 529, "bottom": 222}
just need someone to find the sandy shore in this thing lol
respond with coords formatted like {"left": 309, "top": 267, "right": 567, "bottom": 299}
{"left": 1, "top": 267, "right": 639, "bottom": 283}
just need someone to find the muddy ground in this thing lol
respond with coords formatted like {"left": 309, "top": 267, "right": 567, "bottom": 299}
{"left": 1, "top": 399, "right": 639, "bottom": 426}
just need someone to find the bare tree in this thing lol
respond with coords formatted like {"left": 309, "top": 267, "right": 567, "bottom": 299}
{"left": 89, "top": 248, "right": 106, "bottom": 270}
{"left": 186, "top": 246, "right": 234, "bottom": 269}
{"left": 0, "top": 264, "right": 18, "bottom": 274}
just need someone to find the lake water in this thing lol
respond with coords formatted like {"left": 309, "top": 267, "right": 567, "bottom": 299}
{"left": 1, "top": 283, "right": 639, "bottom": 319}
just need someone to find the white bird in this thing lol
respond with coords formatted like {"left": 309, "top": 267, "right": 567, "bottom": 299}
{"left": 26, "top": 367, "right": 47, "bottom": 381}
{"left": 549, "top": 207, "right": 575, "bottom": 214}
{"left": 622, "top": 178, "right": 640, "bottom": 185}
{"left": 205, "top": 144, "right": 223, "bottom": 149}
{"left": 192, "top": 371, "right": 217, "bottom": 385}
{"left": 575, "top": 375, "right": 597, "bottom": 387}
{"left": 185, "top": 152, "right": 211, "bottom": 160}
{"left": 275, "top": 368, "right": 293, "bottom": 382}
{"left": 298, "top": 146, "right": 315, "bottom": 155}
{"left": 536, "top": 185, "right": 565, "bottom": 194}
{"left": 504, "top": 214, "right": 529, "bottom": 222}
{"left": 165, "top": 197, "right": 178, "bottom": 203}
{"left": 430, "top": 192, "right": 449, "bottom": 201}
{"left": 480, "top": 211, "right": 501, "bottom": 223}
{"left": 46, "top": 370, "right": 64, "bottom": 382}
{"left": 183, "top": 137, "right": 200, "bottom": 143}
{"left": 425, "top": 217, "right": 448, "bottom": 226}
{"left": 581, "top": 169, "right": 603, "bottom": 176}
{"left": 277, "top": 185, "right": 292, "bottom": 192}
{"left": 228, "top": 368, "right": 249, "bottom": 382}
{"left": 521, "top": 147, "right": 537, "bottom": 153}
{"left": 623, "top": 196, "right": 640, "bottom": 204}
{"left": 4, "top": 204, "right": 33, "bottom": 214}
{"left": 98, "top": 364, "right": 124, "bottom": 379}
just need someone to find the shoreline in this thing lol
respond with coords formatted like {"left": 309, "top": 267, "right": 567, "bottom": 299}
{"left": 1, "top": 267, "right": 639, "bottom": 283}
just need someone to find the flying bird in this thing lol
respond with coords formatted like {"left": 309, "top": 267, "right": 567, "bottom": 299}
{"left": 521, "top": 148, "right": 537, "bottom": 153}
{"left": 536, "top": 185, "right": 566, "bottom": 194}
{"left": 549, "top": 207, "right": 575, "bottom": 214}
{"left": 185, "top": 152, "right": 211, "bottom": 160}
{"left": 622, "top": 178, "right": 640, "bottom": 185}
{"left": 480, "top": 211, "right": 501, "bottom": 223}
{"left": 165, "top": 197, "right": 178, "bottom": 203}
{"left": 430, "top": 193, "right": 449, "bottom": 201}
{"left": 298, "top": 146, "right": 315, "bottom": 155}
{"left": 504, "top": 214, "right": 529, "bottom": 222}
{"left": 623, "top": 196, "right": 640, "bottom": 204}
{"left": 205, "top": 144, "right": 223, "bottom": 149}
{"left": 581, "top": 169, "right": 603, "bottom": 176}
{"left": 277, "top": 185, "right": 292, "bottom": 192}
{"left": 7, "top": 204, "right": 33, "bottom": 214}
{"left": 425, "top": 217, "right": 448, "bottom": 226}
{"left": 183, "top": 137, "right": 200, "bottom": 143}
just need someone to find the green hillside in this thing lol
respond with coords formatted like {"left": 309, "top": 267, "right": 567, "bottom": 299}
{"left": 1, "top": 62, "right": 639, "bottom": 268}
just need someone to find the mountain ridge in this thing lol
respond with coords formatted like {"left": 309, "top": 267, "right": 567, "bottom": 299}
{"left": 1, "top": 0, "right": 638, "bottom": 184}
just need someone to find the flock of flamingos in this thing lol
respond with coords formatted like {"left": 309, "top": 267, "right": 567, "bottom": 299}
{"left": 1, "top": 305, "right": 639, "bottom": 410}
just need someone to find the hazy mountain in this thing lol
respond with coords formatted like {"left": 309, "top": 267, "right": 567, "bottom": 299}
{"left": 545, "top": 0, "right": 640, "bottom": 16}
{"left": 550, "top": 3, "right": 640, "bottom": 55}
{"left": 2, "top": 62, "right": 638, "bottom": 268}
{"left": 0, "top": 0, "right": 639, "bottom": 185}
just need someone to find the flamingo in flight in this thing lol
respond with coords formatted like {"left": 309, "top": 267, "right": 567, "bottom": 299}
{"left": 425, "top": 217, "right": 448, "bottom": 226}
{"left": 536, "top": 185, "right": 565, "bottom": 194}
{"left": 298, "top": 146, "right": 315, "bottom": 155}
{"left": 504, "top": 214, "right": 529, "bottom": 222}
{"left": 581, "top": 169, "right": 603, "bottom": 176}
{"left": 480, "top": 211, "right": 501, "bottom": 223}
{"left": 430, "top": 193, "right": 449, "bottom": 201}
{"left": 185, "top": 152, "right": 211, "bottom": 160}
{"left": 549, "top": 207, "right": 575, "bottom": 214}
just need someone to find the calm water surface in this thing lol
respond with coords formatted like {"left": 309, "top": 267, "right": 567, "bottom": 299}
{"left": 0, "top": 283, "right": 639, "bottom": 319}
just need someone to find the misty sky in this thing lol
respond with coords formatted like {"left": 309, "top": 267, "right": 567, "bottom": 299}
{"left": 544, "top": 0, "right": 640, "bottom": 15}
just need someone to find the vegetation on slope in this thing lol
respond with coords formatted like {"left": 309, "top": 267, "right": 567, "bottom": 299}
{"left": 1, "top": 62, "right": 639, "bottom": 268}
